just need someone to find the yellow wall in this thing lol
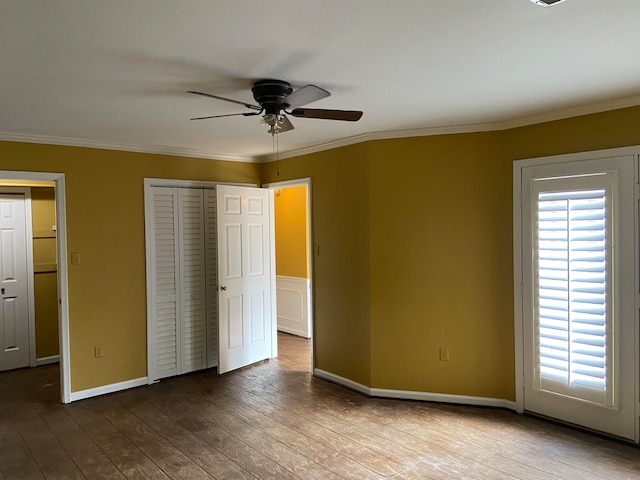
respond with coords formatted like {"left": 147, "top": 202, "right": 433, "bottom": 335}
{"left": 368, "top": 133, "right": 514, "bottom": 399}
{"left": 4, "top": 102, "right": 640, "bottom": 401}
{"left": 31, "top": 187, "right": 59, "bottom": 358}
{"left": 0, "top": 141, "right": 259, "bottom": 392}
{"left": 263, "top": 144, "right": 372, "bottom": 386}
{"left": 274, "top": 185, "right": 309, "bottom": 279}
{"left": 261, "top": 104, "right": 640, "bottom": 401}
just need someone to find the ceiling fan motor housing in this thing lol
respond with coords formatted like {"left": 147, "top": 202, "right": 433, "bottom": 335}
{"left": 251, "top": 79, "right": 293, "bottom": 114}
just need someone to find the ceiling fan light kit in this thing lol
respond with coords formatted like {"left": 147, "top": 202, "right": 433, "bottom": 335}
{"left": 529, "top": 0, "right": 567, "bottom": 6}
{"left": 188, "top": 79, "right": 363, "bottom": 136}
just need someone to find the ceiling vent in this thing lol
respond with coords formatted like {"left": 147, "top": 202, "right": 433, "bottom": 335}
{"left": 529, "top": 0, "right": 567, "bottom": 6}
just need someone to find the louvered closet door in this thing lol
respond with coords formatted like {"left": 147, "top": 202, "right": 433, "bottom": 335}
{"left": 150, "top": 187, "right": 180, "bottom": 379}
{"left": 521, "top": 156, "right": 636, "bottom": 441}
{"left": 203, "top": 190, "right": 218, "bottom": 368}
{"left": 150, "top": 187, "right": 209, "bottom": 381}
{"left": 177, "top": 189, "right": 207, "bottom": 373}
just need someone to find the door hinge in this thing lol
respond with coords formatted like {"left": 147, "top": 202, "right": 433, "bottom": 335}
{"left": 634, "top": 183, "right": 640, "bottom": 201}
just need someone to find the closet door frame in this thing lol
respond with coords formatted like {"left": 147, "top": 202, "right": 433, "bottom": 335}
{"left": 144, "top": 178, "right": 256, "bottom": 383}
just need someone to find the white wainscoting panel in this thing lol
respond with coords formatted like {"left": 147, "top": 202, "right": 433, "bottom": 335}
{"left": 276, "top": 275, "right": 311, "bottom": 338}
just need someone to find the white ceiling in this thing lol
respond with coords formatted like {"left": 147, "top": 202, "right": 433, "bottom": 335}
{"left": 2, "top": 0, "right": 640, "bottom": 162}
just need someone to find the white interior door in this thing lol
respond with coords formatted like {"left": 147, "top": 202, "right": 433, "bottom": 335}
{"left": 217, "top": 185, "right": 274, "bottom": 374}
{"left": 521, "top": 155, "right": 637, "bottom": 441}
{"left": 0, "top": 192, "right": 30, "bottom": 371}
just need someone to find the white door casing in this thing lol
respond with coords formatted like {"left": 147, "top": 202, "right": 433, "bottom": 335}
{"left": 217, "top": 184, "right": 274, "bottom": 374}
{"left": 0, "top": 191, "right": 31, "bottom": 371}
{"left": 0, "top": 173, "right": 69, "bottom": 404}
{"left": 515, "top": 152, "right": 638, "bottom": 442}
{"left": 263, "top": 177, "right": 314, "bottom": 352}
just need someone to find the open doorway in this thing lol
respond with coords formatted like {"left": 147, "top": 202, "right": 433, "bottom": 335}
{"left": 264, "top": 178, "right": 314, "bottom": 368}
{"left": 0, "top": 172, "right": 70, "bottom": 403}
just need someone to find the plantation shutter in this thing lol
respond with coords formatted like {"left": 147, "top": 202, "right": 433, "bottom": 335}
{"left": 533, "top": 175, "right": 613, "bottom": 406}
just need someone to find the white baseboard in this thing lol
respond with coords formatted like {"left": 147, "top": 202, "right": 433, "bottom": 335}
{"left": 314, "top": 368, "right": 371, "bottom": 396}
{"left": 313, "top": 368, "right": 516, "bottom": 410}
{"left": 36, "top": 355, "right": 60, "bottom": 366}
{"left": 277, "top": 326, "right": 310, "bottom": 338}
{"left": 370, "top": 387, "right": 517, "bottom": 410}
{"left": 69, "top": 376, "right": 148, "bottom": 402}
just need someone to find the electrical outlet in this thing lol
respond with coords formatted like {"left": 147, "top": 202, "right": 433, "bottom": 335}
{"left": 95, "top": 345, "right": 104, "bottom": 358}
{"left": 439, "top": 347, "right": 450, "bottom": 361}
{"left": 71, "top": 252, "right": 81, "bottom": 265}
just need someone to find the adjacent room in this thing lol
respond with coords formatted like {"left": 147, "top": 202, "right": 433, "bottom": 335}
{"left": 1, "top": 1, "right": 639, "bottom": 478}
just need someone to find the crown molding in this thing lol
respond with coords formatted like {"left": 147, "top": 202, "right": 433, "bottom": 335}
{"left": 0, "top": 132, "right": 254, "bottom": 163}
{"left": 499, "top": 93, "right": 640, "bottom": 130}
{"left": 253, "top": 123, "right": 496, "bottom": 163}
{"left": 257, "top": 93, "right": 640, "bottom": 162}
{"left": 3, "top": 93, "right": 640, "bottom": 164}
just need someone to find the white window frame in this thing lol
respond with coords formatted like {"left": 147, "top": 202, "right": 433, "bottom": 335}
{"left": 513, "top": 146, "right": 639, "bottom": 442}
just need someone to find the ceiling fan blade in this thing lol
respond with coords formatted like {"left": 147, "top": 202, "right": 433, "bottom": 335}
{"left": 284, "top": 85, "right": 331, "bottom": 109}
{"left": 187, "top": 90, "right": 262, "bottom": 111}
{"left": 278, "top": 115, "right": 294, "bottom": 133}
{"left": 190, "top": 111, "right": 262, "bottom": 120}
{"left": 290, "top": 108, "right": 363, "bottom": 121}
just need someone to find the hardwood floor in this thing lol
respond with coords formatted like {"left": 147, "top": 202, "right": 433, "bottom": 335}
{"left": 1, "top": 332, "right": 639, "bottom": 479}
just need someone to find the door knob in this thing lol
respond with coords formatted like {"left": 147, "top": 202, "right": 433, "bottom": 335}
{"left": 220, "top": 285, "right": 227, "bottom": 291}
{"left": 0, "top": 288, "right": 4, "bottom": 294}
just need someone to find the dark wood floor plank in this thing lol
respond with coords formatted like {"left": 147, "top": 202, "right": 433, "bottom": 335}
{"left": 31, "top": 400, "right": 126, "bottom": 479}
{"left": 168, "top": 385, "right": 348, "bottom": 479}
{"left": 124, "top": 399, "right": 258, "bottom": 480}
{"left": 67, "top": 403, "right": 171, "bottom": 479}
{"left": 219, "top": 381, "right": 417, "bottom": 476}
{"left": 139, "top": 387, "right": 302, "bottom": 480}
{"left": 96, "top": 404, "right": 215, "bottom": 480}
{"left": 0, "top": 421, "right": 45, "bottom": 480}
{"left": 5, "top": 400, "right": 85, "bottom": 479}
{"left": 198, "top": 391, "right": 384, "bottom": 479}
{"left": 2, "top": 333, "right": 640, "bottom": 480}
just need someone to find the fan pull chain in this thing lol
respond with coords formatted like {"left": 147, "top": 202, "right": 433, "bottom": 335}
{"left": 273, "top": 131, "right": 280, "bottom": 176}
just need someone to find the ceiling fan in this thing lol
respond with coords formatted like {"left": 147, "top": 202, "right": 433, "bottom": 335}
{"left": 188, "top": 79, "right": 363, "bottom": 135}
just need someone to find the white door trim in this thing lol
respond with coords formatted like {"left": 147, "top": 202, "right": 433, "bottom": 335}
{"left": 0, "top": 172, "right": 70, "bottom": 404}
{"left": 262, "top": 178, "right": 314, "bottom": 367}
{"left": 513, "top": 145, "right": 640, "bottom": 442}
